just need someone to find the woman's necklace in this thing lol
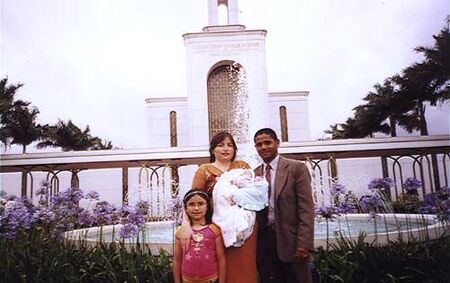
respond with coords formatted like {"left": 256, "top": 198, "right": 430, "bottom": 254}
{"left": 213, "top": 161, "right": 230, "bottom": 172}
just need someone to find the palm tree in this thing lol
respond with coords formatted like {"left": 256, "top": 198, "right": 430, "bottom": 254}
{"left": 331, "top": 81, "right": 395, "bottom": 140}
{"left": 352, "top": 104, "right": 391, "bottom": 138}
{"left": 1, "top": 78, "right": 20, "bottom": 146}
{"left": 393, "top": 64, "right": 432, "bottom": 135}
{"left": 0, "top": 78, "right": 32, "bottom": 148}
{"left": 393, "top": 26, "right": 449, "bottom": 135}
{"left": 362, "top": 78, "right": 401, "bottom": 137}
{"left": 414, "top": 26, "right": 450, "bottom": 104}
{"left": 323, "top": 26, "right": 448, "bottom": 138}
{"left": 37, "top": 119, "right": 94, "bottom": 151}
{"left": 339, "top": 117, "right": 364, "bottom": 138}
{"left": 4, "top": 104, "right": 41, "bottom": 153}
{"left": 0, "top": 77, "right": 25, "bottom": 114}
{"left": 37, "top": 119, "right": 113, "bottom": 151}
{"left": 90, "top": 137, "right": 113, "bottom": 150}
{"left": 324, "top": 123, "right": 346, "bottom": 139}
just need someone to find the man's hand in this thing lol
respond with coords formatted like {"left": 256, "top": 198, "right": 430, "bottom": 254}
{"left": 294, "top": 247, "right": 310, "bottom": 263}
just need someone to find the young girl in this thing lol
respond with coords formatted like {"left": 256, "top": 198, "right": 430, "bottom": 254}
{"left": 173, "top": 189, "right": 226, "bottom": 283}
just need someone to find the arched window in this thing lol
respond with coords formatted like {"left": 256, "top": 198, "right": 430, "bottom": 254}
{"left": 279, "top": 106, "right": 288, "bottom": 142}
{"left": 207, "top": 63, "right": 248, "bottom": 143}
{"left": 169, "top": 111, "right": 177, "bottom": 147}
{"left": 218, "top": 3, "right": 228, "bottom": 25}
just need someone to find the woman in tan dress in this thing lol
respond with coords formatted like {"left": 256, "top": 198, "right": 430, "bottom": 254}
{"left": 180, "top": 131, "right": 258, "bottom": 283}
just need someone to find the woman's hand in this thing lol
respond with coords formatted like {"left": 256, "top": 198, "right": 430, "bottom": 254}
{"left": 225, "top": 195, "right": 236, "bottom": 205}
{"left": 180, "top": 211, "right": 193, "bottom": 253}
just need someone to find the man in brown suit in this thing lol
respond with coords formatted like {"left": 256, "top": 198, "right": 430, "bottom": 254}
{"left": 254, "top": 128, "right": 315, "bottom": 283}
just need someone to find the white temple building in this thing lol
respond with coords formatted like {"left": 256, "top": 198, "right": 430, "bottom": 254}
{"left": 1, "top": 0, "right": 448, "bottom": 208}
{"left": 145, "top": 0, "right": 310, "bottom": 148}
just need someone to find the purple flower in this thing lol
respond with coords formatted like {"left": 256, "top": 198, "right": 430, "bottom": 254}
{"left": 33, "top": 207, "right": 55, "bottom": 225}
{"left": 35, "top": 181, "right": 50, "bottom": 196}
{"left": 119, "top": 223, "right": 140, "bottom": 239}
{"left": 403, "top": 178, "right": 421, "bottom": 195}
{"left": 36, "top": 181, "right": 51, "bottom": 206}
{"left": 368, "top": 178, "right": 394, "bottom": 192}
{"left": 330, "top": 183, "right": 346, "bottom": 196}
{"left": 127, "top": 211, "right": 145, "bottom": 228}
{"left": 437, "top": 186, "right": 450, "bottom": 200}
{"left": 50, "top": 188, "right": 84, "bottom": 209}
{"left": 1, "top": 188, "right": 153, "bottom": 241}
{"left": 166, "top": 197, "right": 183, "bottom": 224}
{"left": 135, "top": 200, "right": 150, "bottom": 216}
{"left": 75, "top": 210, "right": 94, "bottom": 227}
{"left": 315, "top": 206, "right": 340, "bottom": 221}
{"left": 45, "top": 188, "right": 92, "bottom": 232}
{"left": 419, "top": 186, "right": 450, "bottom": 223}
{"left": 85, "top": 191, "right": 100, "bottom": 200}
{"left": 1, "top": 198, "right": 36, "bottom": 239}
{"left": 167, "top": 197, "right": 182, "bottom": 215}
{"left": 92, "top": 201, "right": 119, "bottom": 226}
{"left": 336, "top": 202, "right": 358, "bottom": 214}
{"left": 118, "top": 206, "right": 145, "bottom": 239}
{"left": 359, "top": 194, "right": 383, "bottom": 215}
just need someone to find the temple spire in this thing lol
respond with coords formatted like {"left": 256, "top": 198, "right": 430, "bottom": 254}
{"left": 208, "top": 0, "right": 239, "bottom": 26}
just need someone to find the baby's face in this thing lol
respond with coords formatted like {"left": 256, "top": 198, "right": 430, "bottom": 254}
{"left": 231, "top": 170, "right": 253, "bottom": 188}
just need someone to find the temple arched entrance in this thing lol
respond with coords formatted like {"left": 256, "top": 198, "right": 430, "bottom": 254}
{"left": 207, "top": 61, "right": 249, "bottom": 143}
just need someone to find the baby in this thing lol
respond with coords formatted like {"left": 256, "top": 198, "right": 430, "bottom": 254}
{"left": 212, "top": 168, "right": 268, "bottom": 247}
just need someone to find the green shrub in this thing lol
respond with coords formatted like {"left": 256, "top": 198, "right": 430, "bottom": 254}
{"left": 0, "top": 228, "right": 172, "bottom": 282}
{"left": 2, "top": 227, "right": 449, "bottom": 282}
{"left": 313, "top": 233, "right": 450, "bottom": 283}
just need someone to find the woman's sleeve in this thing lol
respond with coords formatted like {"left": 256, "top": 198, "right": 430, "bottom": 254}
{"left": 191, "top": 166, "right": 207, "bottom": 190}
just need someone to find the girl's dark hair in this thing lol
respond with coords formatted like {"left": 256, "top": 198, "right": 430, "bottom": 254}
{"left": 183, "top": 189, "right": 213, "bottom": 224}
{"left": 209, "top": 131, "right": 237, "bottom": 162}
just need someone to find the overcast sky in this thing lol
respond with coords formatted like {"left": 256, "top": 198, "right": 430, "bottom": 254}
{"left": 1, "top": 0, "right": 448, "bottom": 151}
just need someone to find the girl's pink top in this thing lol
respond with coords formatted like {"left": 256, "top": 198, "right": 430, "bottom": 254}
{"left": 177, "top": 224, "right": 220, "bottom": 282}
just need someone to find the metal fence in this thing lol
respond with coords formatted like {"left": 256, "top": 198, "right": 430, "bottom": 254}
{"left": 1, "top": 136, "right": 449, "bottom": 216}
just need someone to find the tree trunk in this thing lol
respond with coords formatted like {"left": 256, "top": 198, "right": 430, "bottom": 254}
{"left": 22, "top": 144, "right": 26, "bottom": 153}
{"left": 389, "top": 117, "right": 397, "bottom": 137}
{"left": 418, "top": 101, "right": 428, "bottom": 135}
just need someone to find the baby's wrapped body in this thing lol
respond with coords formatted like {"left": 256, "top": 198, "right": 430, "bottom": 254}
{"left": 213, "top": 168, "right": 268, "bottom": 247}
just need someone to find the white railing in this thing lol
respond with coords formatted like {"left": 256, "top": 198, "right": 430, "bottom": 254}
{"left": 1, "top": 136, "right": 449, "bottom": 211}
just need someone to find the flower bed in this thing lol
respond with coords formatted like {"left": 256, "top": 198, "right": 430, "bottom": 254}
{"left": 1, "top": 178, "right": 449, "bottom": 281}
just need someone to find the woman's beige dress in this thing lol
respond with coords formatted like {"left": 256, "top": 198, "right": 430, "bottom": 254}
{"left": 191, "top": 160, "right": 258, "bottom": 283}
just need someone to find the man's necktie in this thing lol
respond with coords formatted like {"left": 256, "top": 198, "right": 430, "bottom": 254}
{"left": 265, "top": 164, "right": 272, "bottom": 198}
{"left": 265, "top": 164, "right": 275, "bottom": 226}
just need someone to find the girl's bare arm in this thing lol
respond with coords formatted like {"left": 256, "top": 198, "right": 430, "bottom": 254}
{"left": 172, "top": 236, "right": 183, "bottom": 283}
{"left": 215, "top": 234, "right": 226, "bottom": 283}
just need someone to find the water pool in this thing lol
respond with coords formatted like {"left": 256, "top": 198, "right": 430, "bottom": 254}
{"left": 65, "top": 213, "right": 447, "bottom": 254}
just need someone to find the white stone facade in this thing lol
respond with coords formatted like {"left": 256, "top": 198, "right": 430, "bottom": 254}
{"left": 145, "top": 97, "right": 189, "bottom": 148}
{"left": 145, "top": 0, "right": 310, "bottom": 148}
{"left": 268, "top": 91, "right": 310, "bottom": 141}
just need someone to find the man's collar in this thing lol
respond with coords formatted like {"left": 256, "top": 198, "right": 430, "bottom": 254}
{"left": 266, "top": 154, "right": 280, "bottom": 168}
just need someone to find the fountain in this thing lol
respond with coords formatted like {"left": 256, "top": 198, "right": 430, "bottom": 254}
{"left": 65, "top": 213, "right": 448, "bottom": 255}
{"left": 65, "top": 63, "right": 448, "bottom": 253}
